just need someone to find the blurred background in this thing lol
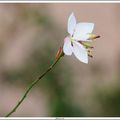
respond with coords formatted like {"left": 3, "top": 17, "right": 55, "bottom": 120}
{"left": 0, "top": 3, "right": 120, "bottom": 117}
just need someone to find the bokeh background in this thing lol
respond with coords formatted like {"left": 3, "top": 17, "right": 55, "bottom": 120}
{"left": 0, "top": 3, "right": 120, "bottom": 117}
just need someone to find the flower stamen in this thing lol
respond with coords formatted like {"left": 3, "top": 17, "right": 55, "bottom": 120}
{"left": 79, "top": 41, "right": 94, "bottom": 49}
{"left": 88, "top": 33, "right": 100, "bottom": 40}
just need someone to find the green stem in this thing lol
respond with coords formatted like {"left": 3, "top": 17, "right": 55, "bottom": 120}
{"left": 5, "top": 52, "right": 63, "bottom": 117}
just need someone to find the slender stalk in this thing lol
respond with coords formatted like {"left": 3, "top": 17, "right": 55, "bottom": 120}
{"left": 5, "top": 52, "right": 63, "bottom": 117}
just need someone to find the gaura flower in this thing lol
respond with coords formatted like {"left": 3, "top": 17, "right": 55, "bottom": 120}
{"left": 63, "top": 12, "right": 100, "bottom": 64}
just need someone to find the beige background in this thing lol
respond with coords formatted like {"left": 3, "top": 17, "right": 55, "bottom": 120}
{"left": 0, "top": 3, "right": 120, "bottom": 117}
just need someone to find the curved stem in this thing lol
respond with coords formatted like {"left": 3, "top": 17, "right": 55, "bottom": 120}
{"left": 5, "top": 52, "right": 63, "bottom": 117}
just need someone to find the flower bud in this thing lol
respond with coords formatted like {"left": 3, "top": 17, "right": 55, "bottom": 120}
{"left": 55, "top": 47, "right": 62, "bottom": 60}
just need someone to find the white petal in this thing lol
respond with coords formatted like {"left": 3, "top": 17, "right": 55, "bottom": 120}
{"left": 73, "top": 23, "right": 94, "bottom": 41}
{"left": 63, "top": 37, "right": 72, "bottom": 56}
{"left": 68, "top": 12, "right": 76, "bottom": 36}
{"left": 72, "top": 41, "right": 88, "bottom": 63}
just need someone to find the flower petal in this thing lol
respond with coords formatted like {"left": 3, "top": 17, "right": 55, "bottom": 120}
{"left": 68, "top": 12, "right": 76, "bottom": 36}
{"left": 63, "top": 37, "right": 72, "bottom": 55}
{"left": 72, "top": 41, "right": 88, "bottom": 63}
{"left": 73, "top": 23, "right": 94, "bottom": 41}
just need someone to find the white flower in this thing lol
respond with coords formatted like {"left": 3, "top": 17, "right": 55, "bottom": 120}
{"left": 63, "top": 12, "right": 98, "bottom": 64}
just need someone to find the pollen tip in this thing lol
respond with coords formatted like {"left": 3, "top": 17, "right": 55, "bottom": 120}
{"left": 90, "top": 46, "right": 94, "bottom": 49}
{"left": 88, "top": 54, "right": 93, "bottom": 58}
{"left": 96, "top": 35, "right": 100, "bottom": 38}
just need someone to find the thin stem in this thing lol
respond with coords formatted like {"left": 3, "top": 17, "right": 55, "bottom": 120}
{"left": 5, "top": 52, "right": 63, "bottom": 117}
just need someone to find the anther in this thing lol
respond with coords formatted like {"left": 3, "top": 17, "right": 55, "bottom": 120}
{"left": 88, "top": 54, "right": 93, "bottom": 58}
{"left": 88, "top": 34, "right": 100, "bottom": 40}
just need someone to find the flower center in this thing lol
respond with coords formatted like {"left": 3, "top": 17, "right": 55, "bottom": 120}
{"left": 70, "top": 36, "right": 74, "bottom": 42}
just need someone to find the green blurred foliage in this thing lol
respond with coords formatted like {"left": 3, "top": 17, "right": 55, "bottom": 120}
{"left": 95, "top": 85, "right": 120, "bottom": 116}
